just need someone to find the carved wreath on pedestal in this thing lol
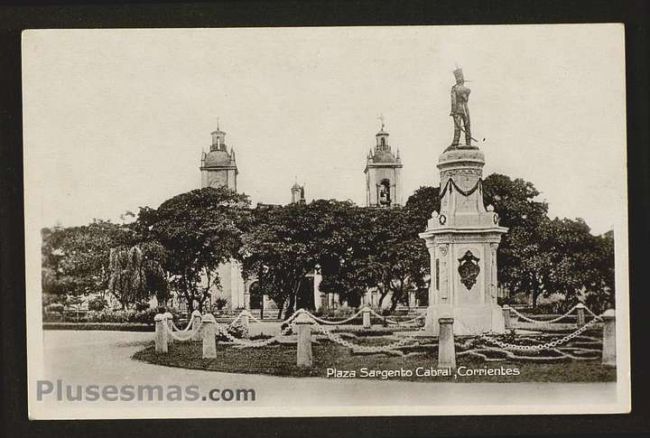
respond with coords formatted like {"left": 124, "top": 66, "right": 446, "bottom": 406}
{"left": 458, "top": 250, "right": 480, "bottom": 290}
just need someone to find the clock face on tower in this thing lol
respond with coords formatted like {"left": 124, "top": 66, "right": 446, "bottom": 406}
{"left": 210, "top": 180, "right": 222, "bottom": 188}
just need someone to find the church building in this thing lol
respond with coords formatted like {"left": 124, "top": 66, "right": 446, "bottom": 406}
{"left": 193, "top": 120, "right": 418, "bottom": 314}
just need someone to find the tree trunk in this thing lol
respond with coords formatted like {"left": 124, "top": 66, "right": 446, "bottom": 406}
{"left": 389, "top": 278, "right": 406, "bottom": 312}
{"left": 183, "top": 290, "right": 194, "bottom": 313}
{"left": 285, "top": 291, "right": 296, "bottom": 320}
{"left": 276, "top": 296, "right": 286, "bottom": 320}
{"left": 389, "top": 294, "right": 400, "bottom": 312}
{"left": 378, "top": 289, "right": 388, "bottom": 309}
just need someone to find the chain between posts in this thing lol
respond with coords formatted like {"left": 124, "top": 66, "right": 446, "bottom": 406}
{"left": 165, "top": 321, "right": 201, "bottom": 342}
{"left": 316, "top": 324, "right": 425, "bottom": 354}
{"left": 157, "top": 307, "right": 607, "bottom": 358}
{"left": 171, "top": 320, "right": 194, "bottom": 333}
{"left": 507, "top": 304, "right": 598, "bottom": 325}
{"left": 479, "top": 316, "right": 602, "bottom": 351}
{"left": 301, "top": 308, "right": 365, "bottom": 325}
{"left": 367, "top": 307, "right": 426, "bottom": 326}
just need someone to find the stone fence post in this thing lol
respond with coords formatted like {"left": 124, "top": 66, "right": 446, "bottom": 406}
{"left": 241, "top": 311, "right": 250, "bottom": 339}
{"left": 191, "top": 310, "right": 203, "bottom": 341}
{"left": 437, "top": 317, "right": 456, "bottom": 370}
{"left": 294, "top": 312, "right": 313, "bottom": 368}
{"left": 575, "top": 303, "right": 586, "bottom": 327}
{"left": 601, "top": 309, "right": 616, "bottom": 367}
{"left": 502, "top": 305, "right": 512, "bottom": 330}
{"left": 154, "top": 313, "right": 168, "bottom": 354}
{"left": 362, "top": 306, "right": 371, "bottom": 329}
{"left": 164, "top": 311, "right": 174, "bottom": 344}
{"left": 202, "top": 314, "right": 217, "bottom": 359}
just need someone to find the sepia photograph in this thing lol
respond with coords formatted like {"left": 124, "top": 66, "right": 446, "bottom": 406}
{"left": 22, "top": 24, "right": 630, "bottom": 419}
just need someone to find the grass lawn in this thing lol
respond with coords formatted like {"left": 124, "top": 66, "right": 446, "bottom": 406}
{"left": 133, "top": 338, "right": 616, "bottom": 383}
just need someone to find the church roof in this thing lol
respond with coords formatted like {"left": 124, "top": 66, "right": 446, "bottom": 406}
{"left": 203, "top": 149, "right": 236, "bottom": 168}
{"left": 370, "top": 149, "right": 399, "bottom": 164}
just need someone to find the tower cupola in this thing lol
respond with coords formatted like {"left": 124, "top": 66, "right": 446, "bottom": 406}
{"left": 200, "top": 121, "right": 238, "bottom": 191}
{"left": 364, "top": 116, "right": 403, "bottom": 207}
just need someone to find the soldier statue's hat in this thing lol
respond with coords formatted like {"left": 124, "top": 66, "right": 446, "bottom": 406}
{"left": 453, "top": 68, "right": 465, "bottom": 82}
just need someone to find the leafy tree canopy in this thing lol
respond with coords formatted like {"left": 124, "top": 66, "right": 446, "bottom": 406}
{"left": 134, "top": 187, "right": 251, "bottom": 311}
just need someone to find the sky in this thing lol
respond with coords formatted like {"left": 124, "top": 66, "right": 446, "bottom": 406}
{"left": 22, "top": 24, "right": 626, "bottom": 235}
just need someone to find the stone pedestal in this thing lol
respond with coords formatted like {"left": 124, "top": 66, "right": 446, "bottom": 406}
{"left": 201, "top": 314, "right": 217, "bottom": 359}
{"left": 437, "top": 317, "right": 456, "bottom": 370}
{"left": 191, "top": 310, "right": 203, "bottom": 341}
{"left": 362, "top": 307, "right": 371, "bottom": 329}
{"left": 601, "top": 309, "right": 616, "bottom": 367}
{"left": 576, "top": 303, "right": 586, "bottom": 327}
{"left": 154, "top": 314, "right": 168, "bottom": 354}
{"left": 295, "top": 313, "right": 314, "bottom": 368}
{"left": 420, "top": 147, "right": 508, "bottom": 336}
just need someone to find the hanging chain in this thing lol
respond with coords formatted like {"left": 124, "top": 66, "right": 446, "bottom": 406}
{"left": 479, "top": 317, "right": 601, "bottom": 351}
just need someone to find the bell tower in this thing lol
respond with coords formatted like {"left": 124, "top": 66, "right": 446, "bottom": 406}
{"left": 200, "top": 122, "right": 238, "bottom": 191}
{"left": 291, "top": 180, "right": 306, "bottom": 204}
{"left": 364, "top": 117, "right": 403, "bottom": 207}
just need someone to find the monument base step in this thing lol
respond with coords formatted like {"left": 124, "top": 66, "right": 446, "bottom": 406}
{"left": 424, "top": 304, "right": 505, "bottom": 336}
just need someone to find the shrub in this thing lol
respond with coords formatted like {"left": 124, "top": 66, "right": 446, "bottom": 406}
{"left": 227, "top": 321, "right": 248, "bottom": 339}
{"left": 65, "top": 295, "right": 84, "bottom": 308}
{"left": 214, "top": 298, "right": 228, "bottom": 311}
{"left": 83, "top": 308, "right": 164, "bottom": 324}
{"left": 88, "top": 297, "right": 107, "bottom": 311}
{"left": 135, "top": 301, "right": 151, "bottom": 312}
{"left": 45, "top": 303, "right": 65, "bottom": 314}
{"left": 318, "top": 307, "right": 355, "bottom": 319}
{"left": 132, "top": 308, "right": 160, "bottom": 324}
{"left": 526, "top": 302, "right": 565, "bottom": 315}
{"left": 42, "top": 294, "right": 65, "bottom": 307}
{"left": 85, "top": 309, "right": 134, "bottom": 323}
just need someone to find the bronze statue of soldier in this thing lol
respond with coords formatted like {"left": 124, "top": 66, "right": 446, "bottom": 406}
{"left": 448, "top": 68, "right": 473, "bottom": 149}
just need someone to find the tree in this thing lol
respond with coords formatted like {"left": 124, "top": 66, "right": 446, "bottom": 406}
{"left": 41, "top": 220, "right": 133, "bottom": 301}
{"left": 482, "top": 173, "right": 549, "bottom": 298}
{"left": 317, "top": 203, "right": 430, "bottom": 312}
{"left": 316, "top": 203, "right": 379, "bottom": 307}
{"left": 240, "top": 201, "right": 327, "bottom": 319}
{"left": 108, "top": 246, "right": 146, "bottom": 308}
{"left": 404, "top": 185, "right": 442, "bottom": 227}
{"left": 585, "top": 230, "right": 615, "bottom": 313}
{"left": 526, "top": 218, "right": 614, "bottom": 312}
{"left": 135, "top": 187, "right": 251, "bottom": 312}
{"left": 365, "top": 208, "right": 430, "bottom": 311}
{"left": 107, "top": 242, "right": 169, "bottom": 309}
